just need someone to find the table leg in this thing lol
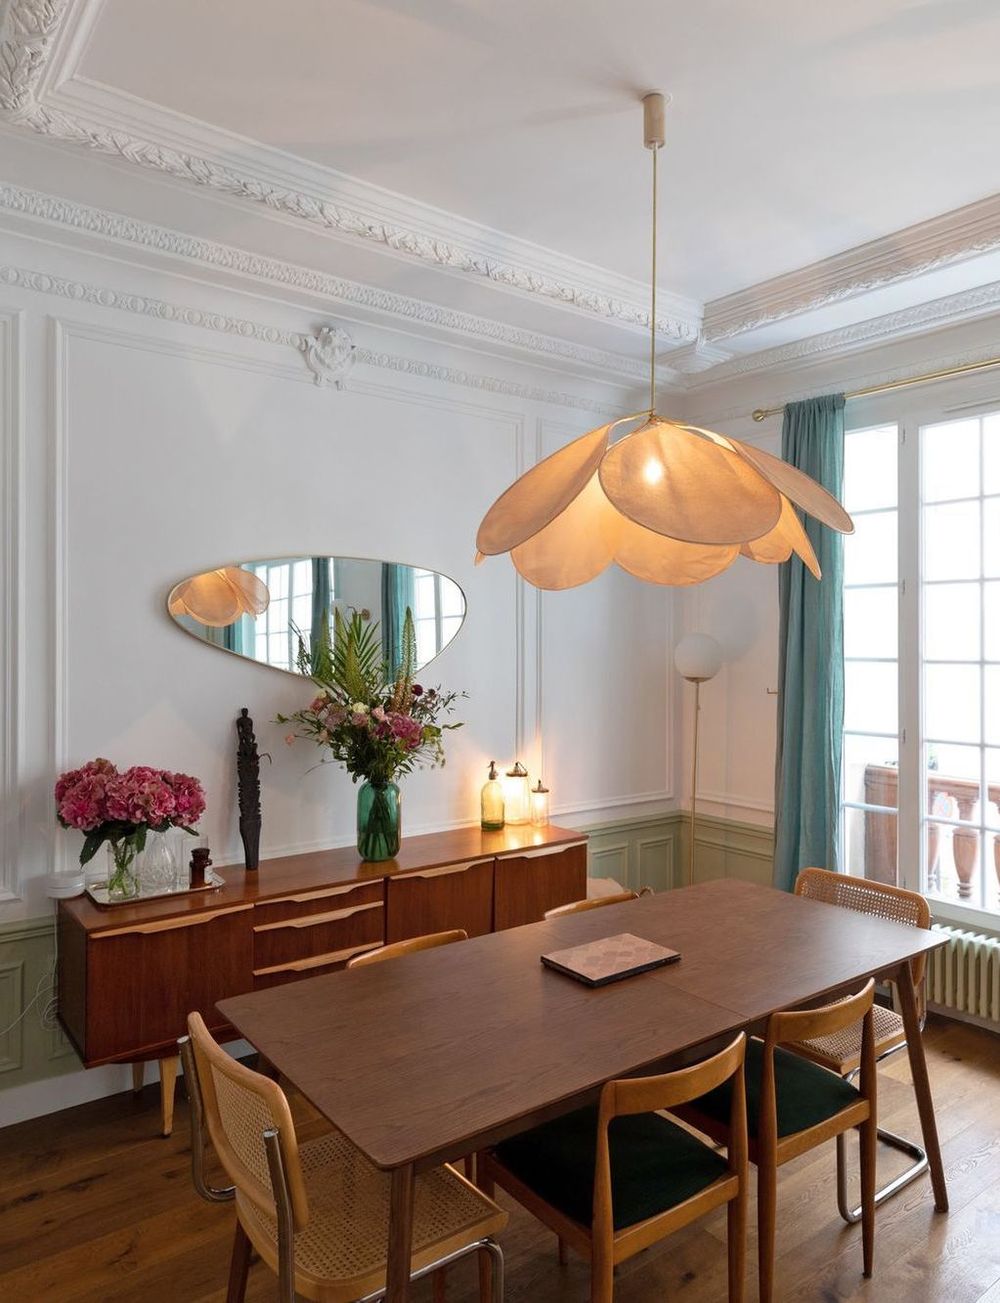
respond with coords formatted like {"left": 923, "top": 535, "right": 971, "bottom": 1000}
{"left": 386, "top": 1163, "right": 415, "bottom": 1302}
{"left": 896, "top": 961, "right": 948, "bottom": 1212}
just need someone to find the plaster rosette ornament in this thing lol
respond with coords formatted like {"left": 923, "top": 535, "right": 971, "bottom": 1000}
{"left": 302, "top": 323, "right": 356, "bottom": 388}
{"left": 476, "top": 95, "right": 853, "bottom": 590}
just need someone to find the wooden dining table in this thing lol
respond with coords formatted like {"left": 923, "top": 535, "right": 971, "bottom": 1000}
{"left": 218, "top": 877, "right": 949, "bottom": 1302}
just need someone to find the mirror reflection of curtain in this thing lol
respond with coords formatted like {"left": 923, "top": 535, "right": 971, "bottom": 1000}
{"left": 311, "top": 557, "right": 333, "bottom": 670}
{"left": 381, "top": 563, "right": 415, "bottom": 678}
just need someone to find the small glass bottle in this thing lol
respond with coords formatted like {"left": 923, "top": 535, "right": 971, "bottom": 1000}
{"left": 503, "top": 762, "right": 530, "bottom": 825}
{"left": 481, "top": 761, "right": 505, "bottom": 831}
{"left": 530, "top": 779, "right": 550, "bottom": 828}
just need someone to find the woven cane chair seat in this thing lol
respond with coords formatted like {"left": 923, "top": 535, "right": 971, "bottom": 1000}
{"left": 791, "top": 1002, "right": 906, "bottom": 1073}
{"left": 238, "top": 1128, "right": 507, "bottom": 1303}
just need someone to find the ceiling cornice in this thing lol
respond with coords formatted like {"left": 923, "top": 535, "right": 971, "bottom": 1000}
{"left": 703, "top": 194, "right": 1000, "bottom": 342}
{"left": 0, "top": 0, "right": 702, "bottom": 344}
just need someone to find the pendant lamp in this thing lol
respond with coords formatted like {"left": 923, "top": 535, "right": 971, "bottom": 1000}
{"left": 167, "top": 567, "right": 270, "bottom": 627}
{"left": 475, "top": 93, "right": 854, "bottom": 590}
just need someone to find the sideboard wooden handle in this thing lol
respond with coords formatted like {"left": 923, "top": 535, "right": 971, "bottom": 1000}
{"left": 254, "top": 941, "right": 381, "bottom": 976}
{"left": 253, "top": 901, "right": 383, "bottom": 933}
{"left": 263, "top": 883, "right": 376, "bottom": 906}
{"left": 95, "top": 904, "right": 252, "bottom": 939}
{"left": 406, "top": 860, "right": 490, "bottom": 881}
{"left": 505, "top": 841, "right": 587, "bottom": 861}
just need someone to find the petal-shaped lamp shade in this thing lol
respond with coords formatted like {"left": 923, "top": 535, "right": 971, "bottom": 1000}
{"left": 511, "top": 473, "right": 618, "bottom": 589}
{"left": 740, "top": 494, "right": 822, "bottom": 578}
{"left": 477, "top": 414, "right": 642, "bottom": 556}
{"left": 167, "top": 567, "right": 270, "bottom": 627}
{"left": 615, "top": 515, "right": 737, "bottom": 586}
{"left": 728, "top": 437, "right": 854, "bottom": 535}
{"left": 599, "top": 417, "right": 782, "bottom": 545}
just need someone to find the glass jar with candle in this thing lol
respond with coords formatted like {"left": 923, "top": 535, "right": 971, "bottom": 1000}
{"left": 530, "top": 779, "right": 550, "bottom": 827}
{"left": 503, "top": 762, "right": 530, "bottom": 825}
{"left": 480, "top": 761, "right": 505, "bottom": 830}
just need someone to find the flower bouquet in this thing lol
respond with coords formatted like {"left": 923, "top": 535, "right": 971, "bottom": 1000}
{"left": 277, "top": 608, "right": 463, "bottom": 861}
{"left": 55, "top": 759, "right": 206, "bottom": 900}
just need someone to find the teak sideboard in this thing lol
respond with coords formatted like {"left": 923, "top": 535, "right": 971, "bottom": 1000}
{"left": 57, "top": 824, "right": 587, "bottom": 1134}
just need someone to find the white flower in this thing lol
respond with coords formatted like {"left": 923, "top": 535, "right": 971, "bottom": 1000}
{"left": 351, "top": 702, "right": 368, "bottom": 716}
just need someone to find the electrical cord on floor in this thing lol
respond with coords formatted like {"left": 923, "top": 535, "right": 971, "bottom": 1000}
{"left": 0, "top": 906, "right": 59, "bottom": 1039}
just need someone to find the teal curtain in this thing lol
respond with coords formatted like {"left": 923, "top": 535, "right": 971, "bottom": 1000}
{"left": 310, "top": 557, "right": 333, "bottom": 669}
{"left": 381, "top": 563, "right": 415, "bottom": 678}
{"left": 773, "top": 394, "right": 846, "bottom": 891}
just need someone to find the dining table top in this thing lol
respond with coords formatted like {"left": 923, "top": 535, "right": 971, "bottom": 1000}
{"left": 217, "top": 877, "right": 947, "bottom": 1173}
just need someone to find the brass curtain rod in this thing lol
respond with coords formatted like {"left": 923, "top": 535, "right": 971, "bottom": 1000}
{"left": 751, "top": 353, "right": 1000, "bottom": 422}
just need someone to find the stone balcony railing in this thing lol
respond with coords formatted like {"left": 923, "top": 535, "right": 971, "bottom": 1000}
{"left": 863, "top": 764, "right": 1000, "bottom": 900}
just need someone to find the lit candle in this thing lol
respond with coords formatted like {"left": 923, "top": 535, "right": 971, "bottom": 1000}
{"left": 530, "top": 779, "right": 550, "bottom": 827}
{"left": 503, "top": 762, "right": 530, "bottom": 825}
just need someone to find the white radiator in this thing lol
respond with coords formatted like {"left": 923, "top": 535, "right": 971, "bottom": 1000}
{"left": 927, "top": 924, "right": 1000, "bottom": 1027}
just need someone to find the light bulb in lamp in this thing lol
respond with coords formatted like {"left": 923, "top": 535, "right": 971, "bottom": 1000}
{"left": 674, "top": 633, "right": 722, "bottom": 683}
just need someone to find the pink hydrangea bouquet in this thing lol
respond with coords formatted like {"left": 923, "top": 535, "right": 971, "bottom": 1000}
{"left": 55, "top": 759, "right": 206, "bottom": 899}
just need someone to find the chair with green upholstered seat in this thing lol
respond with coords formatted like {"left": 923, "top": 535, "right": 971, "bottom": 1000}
{"left": 677, "top": 979, "right": 877, "bottom": 1303}
{"left": 478, "top": 1032, "right": 749, "bottom": 1303}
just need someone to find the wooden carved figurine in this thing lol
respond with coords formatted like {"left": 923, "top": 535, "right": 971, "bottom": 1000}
{"left": 236, "top": 707, "right": 263, "bottom": 870}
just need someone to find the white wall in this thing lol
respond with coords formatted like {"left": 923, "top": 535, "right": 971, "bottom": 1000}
{"left": 0, "top": 219, "right": 676, "bottom": 926}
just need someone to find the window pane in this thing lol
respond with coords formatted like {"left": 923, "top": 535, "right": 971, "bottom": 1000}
{"left": 987, "top": 666, "right": 1000, "bottom": 746}
{"left": 923, "top": 501, "right": 981, "bottom": 580}
{"left": 922, "top": 418, "right": 980, "bottom": 502}
{"left": 845, "top": 661, "right": 897, "bottom": 733}
{"left": 415, "top": 623, "right": 436, "bottom": 665}
{"left": 843, "top": 734, "right": 898, "bottom": 805}
{"left": 844, "top": 586, "right": 897, "bottom": 658}
{"left": 844, "top": 511, "right": 897, "bottom": 585}
{"left": 985, "top": 499, "right": 1000, "bottom": 578}
{"left": 985, "top": 583, "right": 1000, "bottom": 661}
{"left": 923, "top": 583, "right": 981, "bottom": 661}
{"left": 844, "top": 425, "right": 897, "bottom": 511}
{"left": 843, "top": 805, "right": 897, "bottom": 885}
{"left": 440, "top": 579, "right": 464, "bottom": 618}
{"left": 986, "top": 748, "right": 1000, "bottom": 827}
{"left": 925, "top": 663, "right": 980, "bottom": 743}
{"left": 984, "top": 414, "right": 1000, "bottom": 495}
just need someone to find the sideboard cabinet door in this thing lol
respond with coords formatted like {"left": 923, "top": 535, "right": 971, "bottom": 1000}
{"left": 493, "top": 842, "right": 588, "bottom": 931}
{"left": 385, "top": 860, "right": 494, "bottom": 942}
{"left": 87, "top": 905, "right": 253, "bottom": 1062}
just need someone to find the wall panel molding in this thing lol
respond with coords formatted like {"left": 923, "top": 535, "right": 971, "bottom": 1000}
{"left": 0, "top": 310, "right": 22, "bottom": 899}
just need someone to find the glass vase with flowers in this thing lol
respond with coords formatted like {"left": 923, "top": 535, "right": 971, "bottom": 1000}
{"left": 54, "top": 760, "right": 206, "bottom": 900}
{"left": 277, "top": 608, "right": 463, "bottom": 862}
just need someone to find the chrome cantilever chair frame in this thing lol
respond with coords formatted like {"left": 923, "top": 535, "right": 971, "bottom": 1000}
{"left": 178, "top": 1034, "right": 236, "bottom": 1204}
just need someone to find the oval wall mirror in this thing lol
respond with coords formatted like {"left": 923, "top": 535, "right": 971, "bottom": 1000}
{"left": 167, "top": 558, "right": 466, "bottom": 678}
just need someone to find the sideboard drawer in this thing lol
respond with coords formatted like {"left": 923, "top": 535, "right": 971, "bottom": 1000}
{"left": 253, "top": 899, "right": 384, "bottom": 969}
{"left": 252, "top": 879, "right": 383, "bottom": 928}
{"left": 385, "top": 858, "right": 494, "bottom": 942}
{"left": 253, "top": 941, "right": 381, "bottom": 990}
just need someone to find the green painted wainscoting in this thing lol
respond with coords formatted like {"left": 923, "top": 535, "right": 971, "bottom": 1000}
{"left": 0, "top": 812, "right": 777, "bottom": 1096}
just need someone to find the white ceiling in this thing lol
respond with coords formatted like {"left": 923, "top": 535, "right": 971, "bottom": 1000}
{"left": 79, "top": 0, "right": 1000, "bottom": 302}
{"left": 3, "top": 0, "right": 1000, "bottom": 387}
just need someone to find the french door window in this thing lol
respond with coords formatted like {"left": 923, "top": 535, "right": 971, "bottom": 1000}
{"left": 840, "top": 405, "right": 1000, "bottom": 923}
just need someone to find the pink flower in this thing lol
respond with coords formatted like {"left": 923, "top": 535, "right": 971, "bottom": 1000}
{"left": 285, "top": 734, "right": 295, "bottom": 746}
{"left": 58, "top": 774, "right": 110, "bottom": 831}
{"left": 105, "top": 768, "right": 178, "bottom": 827}
{"left": 310, "top": 695, "right": 327, "bottom": 713}
{"left": 372, "top": 706, "right": 387, "bottom": 722}
{"left": 165, "top": 771, "right": 206, "bottom": 825}
{"left": 54, "top": 757, "right": 116, "bottom": 804}
{"left": 388, "top": 713, "right": 423, "bottom": 750}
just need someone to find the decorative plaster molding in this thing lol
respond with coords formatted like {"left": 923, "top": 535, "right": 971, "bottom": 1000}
{"left": 688, "top": 278, "right": 1000, "bottom": 393}
{"left": 302, "top": 324, "right": 355, "bottom": 389}
{"left": 0, "top": 260, "right": 623, "bottom": 414}
{"left": 0, "top": 2, "right": 700, "bottom": 343}
{"left": 0, "top": 0, "right": 69, "bottom": 116}
{"left": 0, "top": 183, "right": 668, "bottom": 388}
{"left": 704, "top": 194, "right": 1000, "bottom": 342}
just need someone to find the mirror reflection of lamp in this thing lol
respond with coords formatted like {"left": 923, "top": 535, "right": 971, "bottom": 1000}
{"left": 168, "top": 567, "right": 270, "bottom": 628}
{"left": 674, "top": 633, "right": 723, "bottom": 888}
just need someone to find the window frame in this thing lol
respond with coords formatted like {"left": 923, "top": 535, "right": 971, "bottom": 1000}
{"left": 842, "top": 376, "right": 1000, "bottom": 930}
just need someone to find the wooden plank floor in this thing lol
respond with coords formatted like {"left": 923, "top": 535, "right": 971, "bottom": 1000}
{"left": 1, "top": 1015, "right": 997, "bottom": 1302}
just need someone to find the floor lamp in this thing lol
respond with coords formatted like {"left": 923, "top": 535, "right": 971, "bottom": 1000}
{"left": 674, "top": 633, "right": 723, "bottom": 886}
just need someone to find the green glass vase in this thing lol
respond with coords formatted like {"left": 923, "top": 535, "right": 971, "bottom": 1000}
{"left": 357, "top": 780, "right": 401, "bottom": 862}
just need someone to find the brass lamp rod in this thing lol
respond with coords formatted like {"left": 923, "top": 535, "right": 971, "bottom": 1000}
{"left": 644, "top": 92, "right": 666, "bottom": 415}
{"left": 751, "top": 353, "right": 1000, "bottom": 423}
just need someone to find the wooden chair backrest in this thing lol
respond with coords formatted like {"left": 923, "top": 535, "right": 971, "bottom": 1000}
{"left": 794, "top": 867, "right": 931, "bottom": 986}
{"left": 593, "top": 1032, "right": 747, "bottom": 1237}
{"left": 346, "top": 928, "right": 468, "bottom": 968}
{"left": 186, "top": 1010, "right": 309, "bottom": 1231}
{"left": 545, "top": 891, "right": 639, "bottom": 920}
{"left": 759, "top": 980, "right": 876, "bottom": 1151}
